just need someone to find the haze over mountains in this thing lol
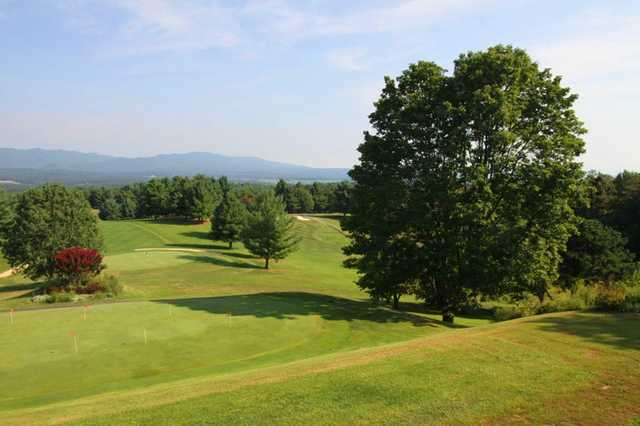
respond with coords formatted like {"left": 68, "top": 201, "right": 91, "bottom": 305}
{"left": 0, "top": 148, "right": 349, "bottom": 188}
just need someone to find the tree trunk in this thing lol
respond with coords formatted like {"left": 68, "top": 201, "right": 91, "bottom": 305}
{"left": 228, "top": 241, "right": 233, "bottom": 249}
{"left": 442, "top": 311, "right": 455, "bottom": 324}
{"left": 392, "top": 294, "right": 400, "bottom": 310}
{"left": 265, "top": 257, "right": 270, "bottom": 270}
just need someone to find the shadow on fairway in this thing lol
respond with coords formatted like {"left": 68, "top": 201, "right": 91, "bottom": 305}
{"left": 166, "top": 243, "right": 230, "bottom": 250}
{"left": 398, "top": 300, "right": 495, "bottom": 322}
{"left": 220, "top": 252, "right": 256, "bottom": 260}
{"left": 530, "top": 312, "right": 640, "bottom": 351}
{"left": 154, "top": 292, "right": 445, "bottom": 327}
{"left": 178, "top": 254, "right": 263, "bottom": 270}
{"left": 0, "top": 282, "right": 39, "bottom": 293}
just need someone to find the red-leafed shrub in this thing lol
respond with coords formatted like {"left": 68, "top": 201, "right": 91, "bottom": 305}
{"left": 75, "top": 282, "right": 105, "bottom": 294}
{"left": 53, "top": 247, "right": 105, "bottom": 288}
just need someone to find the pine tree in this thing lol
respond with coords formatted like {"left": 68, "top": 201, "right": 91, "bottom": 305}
{"left": 241, "top": 192, "right": 300, "bottom": 269}
{"left": 211, "top": 178, "right": 246, "bottom": 249}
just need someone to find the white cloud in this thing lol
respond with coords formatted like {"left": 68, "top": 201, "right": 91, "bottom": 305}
{"left": 326, "top": 48, "right": 367, "bottom": 71}
{"left": 244, "top": 0, "right": 494, "bottom": 41}
{"left": 530, "top": 9, "right": 640, "bottom": 174}
{"left": 107, "top": 0, "right": 239, "bottom": 54}
{"left": 52, "top": 0, "right": 495, "bottom": 56}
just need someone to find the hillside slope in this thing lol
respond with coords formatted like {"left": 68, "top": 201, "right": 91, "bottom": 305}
{"left": 0, "top": 312, "right": 637, "bottom": 425}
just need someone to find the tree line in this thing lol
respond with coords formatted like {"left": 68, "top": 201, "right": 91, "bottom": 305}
{"left": 85, "top": 176, "right": 351, "bottom": 221}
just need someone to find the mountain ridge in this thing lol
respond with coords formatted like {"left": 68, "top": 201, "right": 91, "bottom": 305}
{"left": 0, "top": 148, "right": 350, "bottom": 183}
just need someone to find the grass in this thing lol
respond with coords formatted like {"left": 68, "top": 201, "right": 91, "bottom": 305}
{"left": 0, "top": 312, "right": 637, "bottom": 425}
{"left": 0, "top": 254, "right": 9, "bottom": 272}
{"left": 0, "top": 216, "right": 638, "bottom": 424}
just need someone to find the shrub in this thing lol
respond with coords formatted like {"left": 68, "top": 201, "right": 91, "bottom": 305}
{"left": 102, "top": 274, "right": 123, "bottom": 296}
{"left": 53, "top": 247, "right": 105, "bottom": 289}
{"left": 47, "top": 292, "right": 77, "bottom": 304}
{"left": 75, "top": 282, "right": 104, "bottom": 294}
{"left": 595, "top": 284, "right": 627, "bottom": 311}
{"left": 621, "top": 286, "right": 640, "bottom": 313}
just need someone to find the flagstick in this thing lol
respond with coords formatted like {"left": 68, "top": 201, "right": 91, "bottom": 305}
{"left": 83, "top": 306, "right": 87, "bottom": 321}
{"left": 144, "top": 328, "right": 148, "bottom": 345}
{"left": 9, "top": 309, "right": 14, "bottom": 325}
{"left": 73, "top": 335, "right": 78, "bottom": 354}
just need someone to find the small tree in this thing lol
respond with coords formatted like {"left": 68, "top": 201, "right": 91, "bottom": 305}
{"left": 241, "top": 192, "right": 300, "bottom": 269}
{"left": 53, "top": 247, "right": 105, "bottom": 289}
{"left": 211, "top": 178, "right": 247, "bottom": 249}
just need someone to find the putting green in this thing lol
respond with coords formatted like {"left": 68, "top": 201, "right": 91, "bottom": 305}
{"left": 0, "top": 293, "right": 448, "bottom": 411}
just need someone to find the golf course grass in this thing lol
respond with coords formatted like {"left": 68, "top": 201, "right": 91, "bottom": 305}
{"left": 0, "top": 216, "right": 638, "bottom": 424}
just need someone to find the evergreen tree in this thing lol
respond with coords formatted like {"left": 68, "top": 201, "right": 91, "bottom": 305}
{"left": 185, "top": 175, "right": 221, "bottom": 222}
{"left": 241, "top": 192, "right": 300, "bottom": 269}
{"left": 211, "top": 177, "right": 247, "bottom": 248}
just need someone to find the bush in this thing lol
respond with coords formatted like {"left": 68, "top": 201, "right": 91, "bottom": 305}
{"left": 53, "top": 247, "right": 105, "bottom": 289}
{"left": 100, "top": 274, "right": 123, "bottom": 296}
{"left": 47, "top": 292, "right": 77, "bottom": 304}
{"left": 595, "top": 284, "right": 627, "bottom": 311}
{"left": 620, "top": 286, "right": 640, "bottom": 313}
{"left": 75, "top": 282, "right": 104, "bottom": 294}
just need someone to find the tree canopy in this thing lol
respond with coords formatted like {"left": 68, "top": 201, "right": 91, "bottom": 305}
{"left": 344, "top": 45, "right": 586, "bottom": 322}
{"left": 1, "top": 184, "right": 103, "bottom": 280}
{"left": 560, "top": 218, "right": 636, "bottom": 287}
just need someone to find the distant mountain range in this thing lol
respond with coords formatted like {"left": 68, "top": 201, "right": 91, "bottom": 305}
{"left": 0, "top": 148, "right": 350, "bottom": 188}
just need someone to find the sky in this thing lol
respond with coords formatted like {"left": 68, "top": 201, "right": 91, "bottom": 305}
{"left": 0, "top": 0, "right": 638, "bottom": 172}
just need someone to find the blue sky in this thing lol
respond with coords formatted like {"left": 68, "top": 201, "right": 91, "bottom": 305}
{"left": 0, "top": 0, "right": 638, "bottom": 171}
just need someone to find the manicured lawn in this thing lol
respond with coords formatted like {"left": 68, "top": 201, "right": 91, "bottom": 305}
{"left": 0, "top": 312, "right": 637, "bottom": 425}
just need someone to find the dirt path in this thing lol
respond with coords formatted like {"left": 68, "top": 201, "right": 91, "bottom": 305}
{"left": 0, "top": 268, "right": 16, "bottom": 279}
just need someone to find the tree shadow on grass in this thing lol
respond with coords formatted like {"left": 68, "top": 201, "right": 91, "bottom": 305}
{"left": 220, "top": 252, "right": 257, "bottom": 260}
{"left": 166, "top": 243, "right": 230, "bottom": 250}
{"left": 0, "top": 282, "right": 40, "bottom": 295}
{"left": 398, "top": 300, "right": 495, "bottom": 323}
{"left": 177, "top": 254, "right": 263, "bottom": 270}
{"left": 530, "top": 312, "right": 640, "bottom": 352}
{"left": 154, "top": 292, "right": 447, "bottom": 328}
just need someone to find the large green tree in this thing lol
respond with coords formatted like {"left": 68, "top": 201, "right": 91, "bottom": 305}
{"left": 1, "top": 184, "right": 103, "bottom": 280}
{"left": 211, "top": 177, "right": 247, "bottom": 248}
{"left": 241, "top": 192, "right": 300, "bottom": 269}
{"left": 344, "top": 45, "right": 586, "bottom": 322}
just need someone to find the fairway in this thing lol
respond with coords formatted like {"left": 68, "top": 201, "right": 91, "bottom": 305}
{"left": 1, "top": 217, "right": 638, "bottom": 425}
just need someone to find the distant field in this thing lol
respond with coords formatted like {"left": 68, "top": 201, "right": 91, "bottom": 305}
{"left": 1, "top": 217, "right": 638, "bottom": 424}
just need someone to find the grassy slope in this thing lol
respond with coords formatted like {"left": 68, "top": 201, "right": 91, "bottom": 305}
{"left": 0, "top": 312, "right": 636, "bottom": 425}
{"left": 0, "top": 217, "right": 484, "bottom": 416}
